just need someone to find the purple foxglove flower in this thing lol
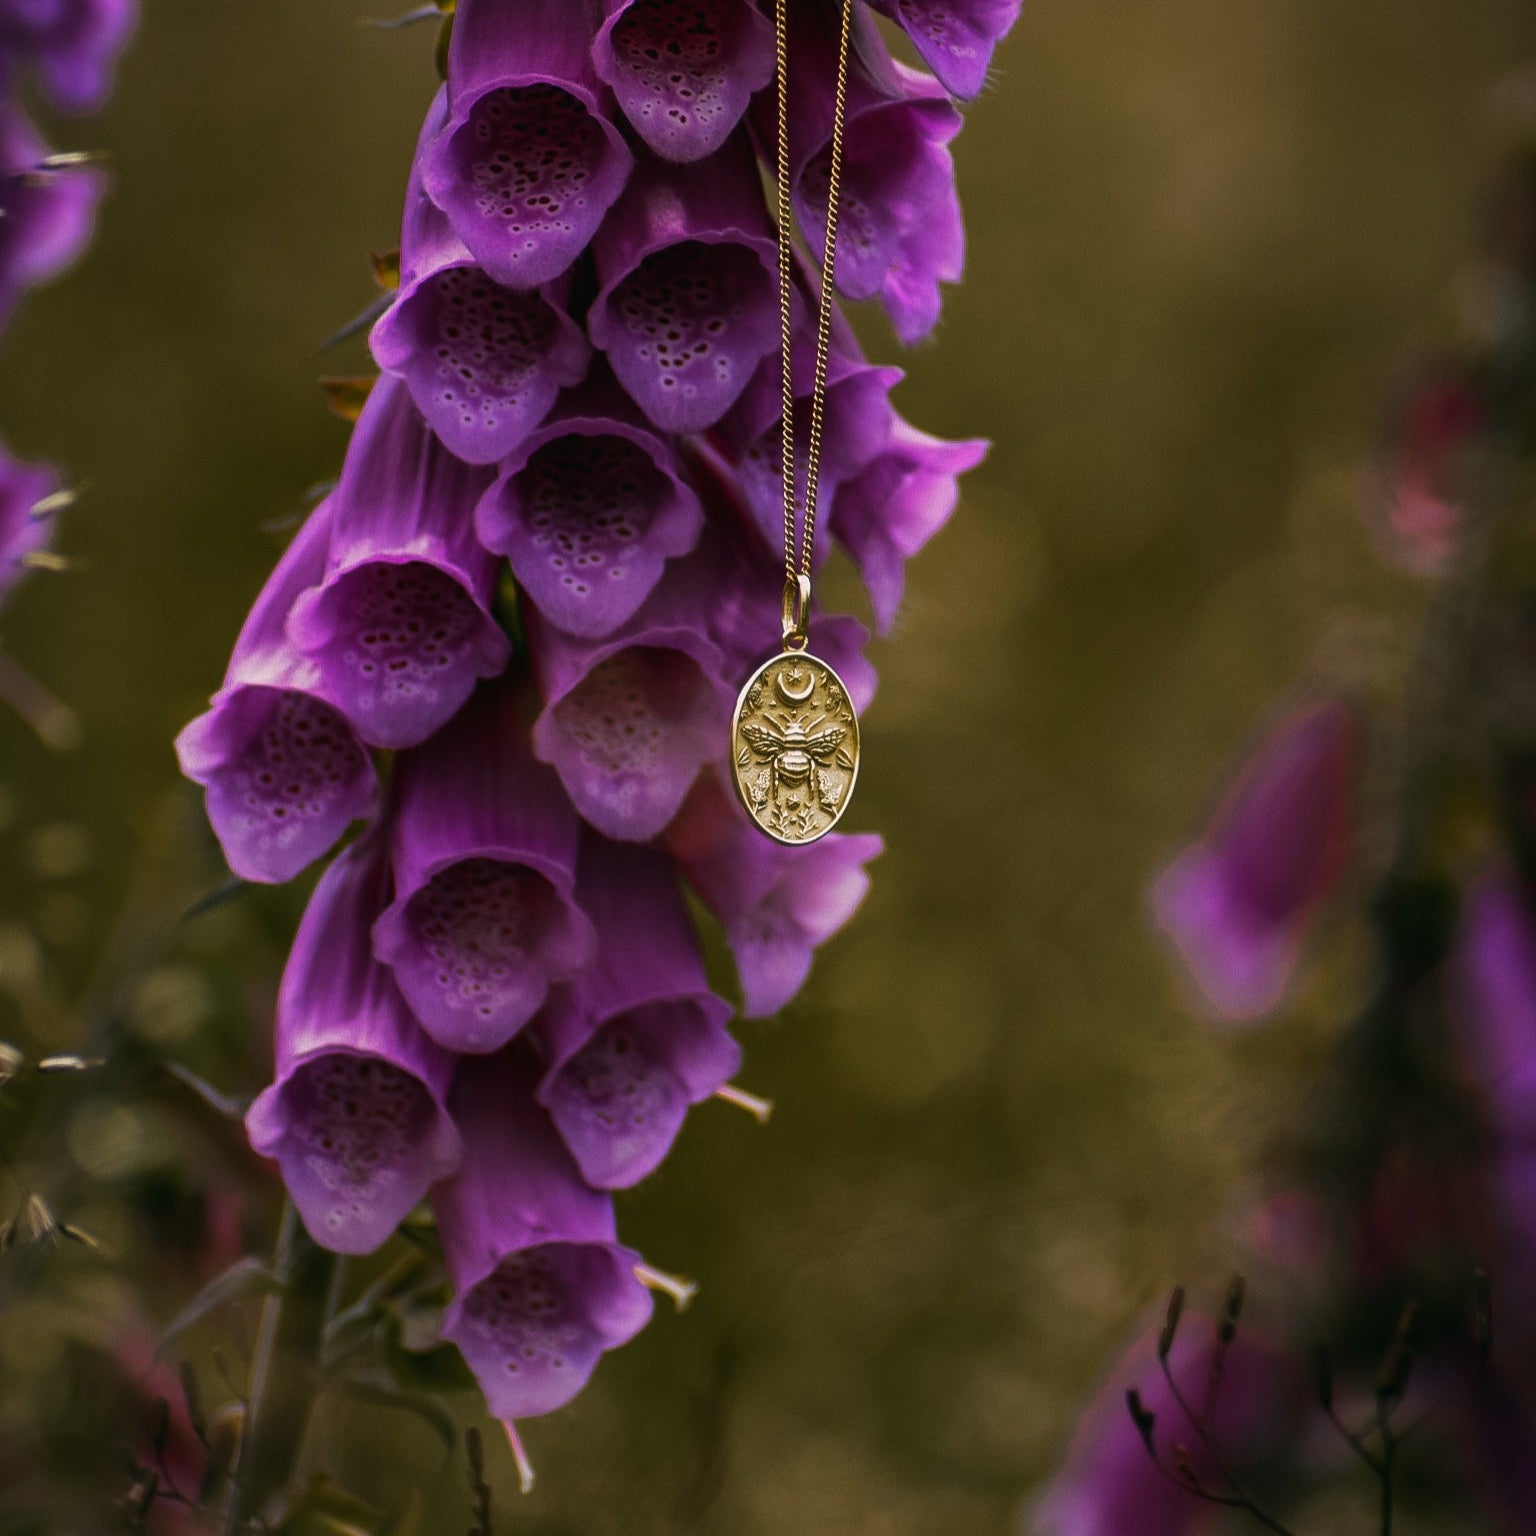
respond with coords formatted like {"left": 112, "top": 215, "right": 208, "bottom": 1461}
{"left": 373, "top": 681, "right": 596, "bottom": 1054}
{"left": 535, "top": 834, "right": 737, "bottom": 1187}
{"left": 1455, "top": 871, "right": 1536, "bottom": 1137}
{"left": 718, "top": 322, "right": 901, "bottom": 554}
{"left": 588, "top": 135, "right": 783, "bottom": 433}
{"left": 0, "top": 0, "right": 135, "bottom": 113}
{"left": 528, "top": 551, "right": 731, "bottom": 840}
{"left": 1033, "top": 1316, "right": 1296, "bottom": 1536}
{"left": 0, "top": 103, "right": 100, "bottom": 329}
{"left": 829, "top": 414, "right": 987, "bottom": 634}
{"left": 175, "top": 501, "right": 377, "bottom": 885}
{"left": 435, "top": 1049, "right": 653, "bottom": 1420}
{"left": 865, "top": 0, "right": 1022, "bottom": 102}
{"left": 285, "top": 377, "right": 509, "bottom": 751}
{"left": 371, "top": 89, "right": 590, "bottom": 466}
{"left": 246, "top": 837, "right": 463, "bottom": 1255}
{"left": 1151, "top": 699, "right": 1356, "bottom": 1025}
{"left": 759, "top": 7, "right": 963, "bottom": 344}
{"left": 0, "top": 442, "right": 56, "bottom": 603}
{"left": 667, "top": 773, "right": 881, "bottom": 1016}
{"left": 420, "top": 0, "right": 632, "bottom": 290}
{"left": 475, "top": 375, "right": 704, "bottom": 639}
{"left": 591, "top": 0, "right": 774, "bottom": 163}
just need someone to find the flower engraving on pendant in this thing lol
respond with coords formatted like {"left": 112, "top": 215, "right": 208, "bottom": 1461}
{"left": 731, "top": 651, "right": 860, "bottom": 845}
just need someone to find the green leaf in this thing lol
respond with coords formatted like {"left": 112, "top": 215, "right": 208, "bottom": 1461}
{"left": 163, "top": 1060, "right": 250, "bottom": 1120}
{"left": 179, "top": 875, "right": 251, "bottom": 924}
{"left": 156, "top": 1255, "right": 282, "bottom": 1357}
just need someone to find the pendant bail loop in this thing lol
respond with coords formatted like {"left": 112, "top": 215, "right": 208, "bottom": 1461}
{"left": 781, "top": 572, "right": 811, "bottom": 650}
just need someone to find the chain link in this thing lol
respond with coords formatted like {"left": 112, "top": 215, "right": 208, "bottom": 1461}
{"left": 776, "top": 0, "right": 854, "bottom": 599}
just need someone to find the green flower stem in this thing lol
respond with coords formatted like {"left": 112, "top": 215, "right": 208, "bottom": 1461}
{"left": 225, "top": 1203, "right": 337, "bottom": 1529}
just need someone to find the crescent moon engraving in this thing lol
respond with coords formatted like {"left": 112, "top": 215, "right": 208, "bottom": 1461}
{"left": 776, "top": 665, "right": 815, "bottom": 703}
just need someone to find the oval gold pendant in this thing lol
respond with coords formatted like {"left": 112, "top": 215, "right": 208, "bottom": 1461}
{"left": 731, "top": 650, "right": 861, "bottom": 845}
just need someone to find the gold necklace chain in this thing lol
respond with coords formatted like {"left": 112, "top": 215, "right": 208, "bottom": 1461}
{"left": 774, "top": 0, "right": 853, "bottom": 649}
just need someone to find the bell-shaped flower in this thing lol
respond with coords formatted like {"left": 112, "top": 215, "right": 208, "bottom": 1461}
{"left": 0, "top": 443, "right": 58, "bottom": 604}
{"left": 830, "top": 414, "right": 987, "bottom": 634}
{"left": 373, "top": 681, "right": 596, "bottom": 1055}
{"left": 285, "top": 376, "right": 509, "bottom": 750}
{"left": 1455, "top": 870, "right": 1536, "bottom": 1138}
{"left": 175, "top": 501, "right": 377, "bottom": 885}
{"left": 718, "top": 318, "right": 900, "bottom": 553}
{"left": 667, "top": 773, "right": 881, "bottom": 1016}
{"left": 757, "top": 7, "right": 963, "bottom": 344}
{"left": 1032, "top": 1313, "right": 1297, "bottom": 1536}
{"left": 476, "top": 374, "right": 703, "bottom": 639}
{"left": 435, "top": 1049, "right": 653, "bottom": 1421}
{"left": 864, "top": 0, "right": 1021, "bottom": 101}
{"left": 587, "top": 135, "right": 784, "bottom": 433}
{"left": 246, "top": 836, "right": 463, "bottom": 1255}
{"left": 528, "top": 549, "right": 731, "bottom": 840}
{"left": 372, "top": 89, "right": 590, "bottom": 466}
{"left": 0, "top": 0, "right": 135, "bottom": 114}
{"left": 1151, "top": 699, "right": 1356, "bottom": 1024}
{"left": 591, "top": 0, "right": 774, "bottom": 163}
{"left": 419, "top": 0, "right": 632, "bottom": 289}
{"left": 535, "top": 834, "right": 738, "bottom": 1188}
{"left": 0, "top": 104, "right": 100, "bottom": 329}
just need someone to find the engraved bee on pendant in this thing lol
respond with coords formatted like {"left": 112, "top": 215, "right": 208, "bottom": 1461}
{"left": 731, "top": 651, "right": 860, "bottom": 845}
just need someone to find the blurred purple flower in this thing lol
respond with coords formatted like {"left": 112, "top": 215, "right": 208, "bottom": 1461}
{"left": 0, "top": 0, "right": 135, "bottom": 113}
{"left": 175, "top": 501, "right": 377, "bottom": 885}
{"left": 435, "top": 1049, "right": 653, "bottom": 1420}
{"left": 373, "top": 681, "right": 596, "bottom": 1054}
{"left": 0, "top": 102, "right": 100, "bottom": 328}
{"left": 1151, "top": 699, "right": 1356, "bottom": 1024}
{"left": 1032, "top": 1315, "right": 1296, "bottom": 1536}
{"left": 286, "top": 377, "right": 510, "bottom": 750}
{"left": 0, "top": 440, "right": 56, "bottom": 602}
{"left": 588, "top": 135, "right": 783, "bottom": 432}
{"left": 475, "top": 376, "right": 703, "bottom": 639}
{"left": 536, "top": 834, "right": 737, "bottom": 1188}
{"left": 246, "top": 837, "right": 463, "bottom": 1255}
{"left": 1455, "top": 870, "right": 1536, "bottom": 1136}
{"left": 420, "top": 0, "right": 632, "bottom": 289}
{"left": 591, "top": 0, "right": 774, "bottom": 163}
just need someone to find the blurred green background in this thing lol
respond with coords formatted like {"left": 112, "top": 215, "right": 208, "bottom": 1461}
{"left": 2, "top": 1, "right": 1534, "bottom": 1531}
